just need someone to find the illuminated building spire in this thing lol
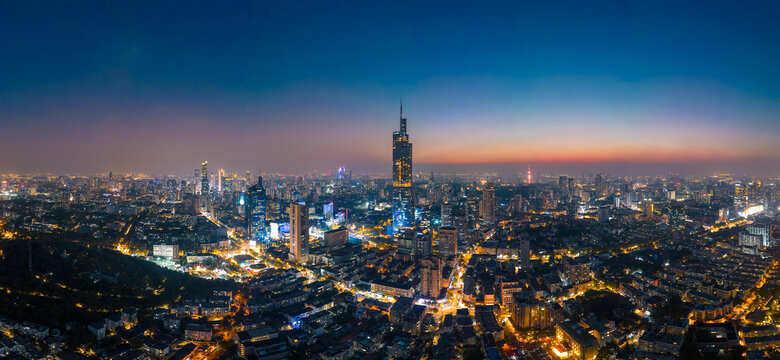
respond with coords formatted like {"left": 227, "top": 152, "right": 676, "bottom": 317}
{"left": 400, "top": 98, "right": 406, "bottom": 133}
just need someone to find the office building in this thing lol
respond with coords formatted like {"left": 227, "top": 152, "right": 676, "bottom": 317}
{"left": 420, "top": 257, "right": 443, "bottom": 299}
{"left": 510, "top": 194, "right": 524, "bottom": 216}
{"left": 479, "top": 182, "right": 496, "bottom": 224}
{"left": 441, "top": 202, "right": 453, "bottom": 226}
{"left": 397, "top": 230, "right": 415, "bottom": 257}
{"left": 247, "top": 176, "right": 267, "bottom": 244}
{"left": 556, "top": 320, "right": 599, "bottom": 360}
{"left": 165, "top": 179, "right": 179, "bottom": 203}
{"left": 437, "top": 226, "right": 458, "bottom": 256}
{"left": 200, "top": 161, "right": 209, "bottom": 211}
{"left": 152, "top": 244, "right": 179, "bottom": 260}
{"left": 414, "top": 231, "right": 432, "bottom": 258}
{"left": 324, "top": 227, "right": 348, "bottom": 250}
{"left": 519, "top": 238, "right": 530, "bottom": 270}
{"left": 289, "top": 203, "right": 309, "bottom": 264}
{"left": 563, "top": 256, "right": 591, "bottom": 284}
{"left": 747, "top": 223, "right": 771, "bottom": 247}
{"left": 392, "top": 102, "right": 414, "bottom": 234}
{"left": 201, "top": 161, "right": 209, "bottom": 195}
{"left": 511, "top": 294, "right": 560, "bottom": 329}
{"left": 323, "top": 202, "right": 334, "bottom": 220}
{"left": 217, "top": 169, "right": 225, "bottom": 193}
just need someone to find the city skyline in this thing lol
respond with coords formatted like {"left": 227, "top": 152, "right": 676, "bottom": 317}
{"left": 3, "top": 3, "right": 780, "bottom": 358}
{"left": 1, "top": 1, "right": 779, "bottom": 175}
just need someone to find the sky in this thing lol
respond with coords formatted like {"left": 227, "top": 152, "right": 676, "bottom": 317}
{"left": 1, "top": 1, "right": 779, "bottom": 176}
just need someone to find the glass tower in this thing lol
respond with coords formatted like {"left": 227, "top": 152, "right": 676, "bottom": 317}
{"left": 392, "top": 102, "right": 414, "bottom": 234}
{"left": 247, "top": 176, "right": 267, "bottom": 244}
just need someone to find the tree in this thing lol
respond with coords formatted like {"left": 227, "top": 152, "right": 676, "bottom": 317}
{"left": 596, "top": 342, "right": 618, "bottom": 360}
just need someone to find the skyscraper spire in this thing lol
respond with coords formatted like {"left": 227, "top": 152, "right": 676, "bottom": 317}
{"left": 392, "top": 100, "right": 413, "bottom": 234}
{"left": 399, "top": 99, "right": 407, "bottom": 133}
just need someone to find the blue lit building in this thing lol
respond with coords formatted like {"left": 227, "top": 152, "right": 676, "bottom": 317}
{"left": 392, "top": 187, "right": 414, "bottom": 233}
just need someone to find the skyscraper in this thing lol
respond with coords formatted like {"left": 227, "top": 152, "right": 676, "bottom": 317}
{"left": 479, "top": 182, "right": 497, "bottom": 224}
{"left": 595, "top": 174, "right": 606, "bottom": 197}
{"left": 201, "top": 161, "right": 209, "bottom": 195}
{"left": 519, "top": 238, "right": 530, "bottom": 270}
{"left": 510, "top": 194, "right": 524, "bottom": 216}
{"left": 323, "top": 202, "right": 334, "bottom": 220}
{"left": 414, "top": 232, "right": 432, "bottom": 258}
{"left": 440, "top": 202, "right": 453, "bottom": 226}
{"left": 420, "top": 256, "right": 443, "bottom": 299}
{"left": 217, "top": 169, "right": 225, "bottom": 194}
{"left": 165, "top": 179, "right": 179, "bottom": 203}
{"left": 289, "top": 203, "right": 309, "bottom": 264}
{"left": 392, "top": 102, "right": 414, "bottom": 234}
{"left": 200, "top": 161, "right": 209, "bottom": 211}
{"left": 437, "top": 226, "right": 458, "bottom": 256}
{"left": 247, "top": 176, "right": 267, "bottom": 245}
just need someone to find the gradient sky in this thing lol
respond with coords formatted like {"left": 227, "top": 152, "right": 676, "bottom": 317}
{"left": 1, "top": 1, "right": 779, "bottom": 175}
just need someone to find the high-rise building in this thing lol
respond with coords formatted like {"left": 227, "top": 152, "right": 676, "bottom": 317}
{"left": 510, "top": 194, "right": 524, "bottom": 216}
{"left": 595, "top": 174, "right": 606, "bottom": 197}
{"left": 392, "top": 102, "right": 414, "bottom": 234}
{"left": 512, "top": 294, "right": 558, "bottom": 329}
{"left": 437, "top": 226, "right": 458, "bottom": 256}
{"left": 479, "top": 182, "right": 496, "bottom": 224}
{"left": 420, "top": 256, "right": 443, "bottom": 299}
{"left": 324, "top": 227, "right": 348, "bottom": 250}
{"left": 200, "top": 162, "right": 211, "bottom": 211}
{"left": 519, "top": 238, "right": 530, "bottom": 270}
{"left": 440, "top": 203, "right": 453, "bottom": 226}
{"left": 166, "top": 179, "right": 179, "bottom": 203}
{"left": 559, "top": 176, "right": 573, "bottom": 203}
{"left": 396, "top": 230, "right": 415, "bottom": 257}
{"left": 289, "top": 203, "right": 309, "bottom": 264}
{"left": 180, "top": 180, "right": 188, "bottom": 197}
{"left": 414, "top": 232, "right": 432, "bottom": 258}
{"left": 247, "top": 176, "right": 267, "bottom": 244}
{"left": 201, "top": 161, "right": 209, "bottom": 195}
{"left": 323, "top": 202, "right": 334, "bottom": 220}
{"left": 217, "top": 169, "right": 225, "bottom": 194}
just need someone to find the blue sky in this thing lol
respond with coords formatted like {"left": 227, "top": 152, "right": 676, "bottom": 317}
{"left": 1, "top": 1, "right": 778, "bottom": 174}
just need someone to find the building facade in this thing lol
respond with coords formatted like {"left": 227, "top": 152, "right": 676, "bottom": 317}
{"left": 437, "top": 226, "right": 458, "bottom": 257}
{"left": 392, "top": 103, "right": 414, "bottom": 234}
{"left": 247, "top": 176, "right": 267, "bottom": 245}
{"left": 289, "top": 203, "right": 309, "bottom": 264}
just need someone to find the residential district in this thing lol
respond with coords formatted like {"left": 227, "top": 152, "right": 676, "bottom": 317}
{"left": 0, "top": 114, "right": 779, "bottom": 360}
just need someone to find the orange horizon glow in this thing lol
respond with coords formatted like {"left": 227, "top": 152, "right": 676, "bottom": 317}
{"left": 415, "top": 143, "right": 770, "bottom": 165}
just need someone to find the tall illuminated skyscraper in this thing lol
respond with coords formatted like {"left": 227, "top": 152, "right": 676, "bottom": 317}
{"left": 479, "top": 182, "right": 496, "bottom": 224}
{"left": 247, "top": 176, "right": 267, "bottom": 245}
{"left": 217, "top": 169, "right": 225, "bottom": 194}
{"left": 392, "top": 102, "right": 414, "bottom": 234}
{"left": 201, "top": 161, "right": 209, "bottom": 195}
{"left": 289, "top": 203, "right": 309, "bottom": 264}
{"left": 200, "top": 161, "right": 209, "bottom": 211}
